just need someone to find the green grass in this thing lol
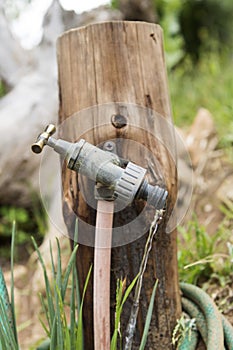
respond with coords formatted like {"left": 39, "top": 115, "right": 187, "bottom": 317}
{"left": 0, "top": 222, "right": 19, "bottom": 350}
{"left": 35, "top": 217, "right": 159, "bottom": 350}
{"left": 168, "top": 53, "right": 233, "bottom": 146}
{"left": 0, "top": 218, "right": 158, "bottom": 349}
{"left": 172, "top": 314, "right": 196, "bottom": 348}
{"left": 32, "top": 229, "right": 87, "bottom": 350}
{"left": 111, "top": 275, "right": 139, "bottom": 350}
{"left": 0, "top": 200, "right": 47, "bottom": 262}
{"left": 178, "top": 213, "right": 233, "bottom": 286}
{"left": 139, "top": 279, "right": 158, "bottom": 350}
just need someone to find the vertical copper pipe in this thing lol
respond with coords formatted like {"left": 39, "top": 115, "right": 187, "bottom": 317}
{"left": 94, "top": 200, "right": 114, "bottom": 350}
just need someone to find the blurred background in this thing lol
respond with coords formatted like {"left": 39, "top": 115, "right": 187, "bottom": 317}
{"left": 0, "top": 0, "right": 232, "bottom": 348}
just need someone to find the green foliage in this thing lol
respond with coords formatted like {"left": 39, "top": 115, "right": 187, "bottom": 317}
{"left": 32, "top": 235, "right": 91, "bottom": 350}
{"left": 110, "top": 277, "right": 158, "bottom": 350}
{"left": 111, "top": 275, "right": 139, "bottom": 350}
{"left": 0, "top": 80, "right": 7, "bottom": 98}
{"left": 160, "top": 1, "right": 233, "bottom": 149}
{"left": 10, "top": 222, "right": 18, "bottom": 345}
{"left": 178, "top": 215, "right": 233, "bottom": 285}
{"left": 159, "top": 0, "right": 185, "bottom": 68}
{"left": 110, "top": 0, "right": 119, "bottom": 10}
{"left": 0, "top": 295, "right": 18, "bottom": 349}
{"left": 178, "top": 217, "right": 215, "bottom": 284}
{"left": 220, "top": 199, "right": 233, "bottom": 229}
{"left": 172, "top": 314, "right": 196, "bottom": 348}
{"left": 159, "top": 0, "right": 233, "bottom": 66}
{"left": 168, "top": 53, "right": 233, "bottom": 146}
{"left": 179, "top": 0, "right": 233, "bottom": 62}
{"left": 34, "top": 218, "right": 157, "bottom": 349}
{"left": 139, "top": 279, "right": 158, "bottom": 350}
{"left": 0, "top": 223, "right": 19, "bottom": 349}
{"left": 0, "top": 201, "right": 47, "bottom": 261}
{"left": 211, "top": 200, "right": 233, "bottom": 285}
{"left": 0, "top": 219, "right": 157, "bottom": 349}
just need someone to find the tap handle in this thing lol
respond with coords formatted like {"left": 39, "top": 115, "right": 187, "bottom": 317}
{"left": 31, "top": 124, "right": 56, "bottom": 154}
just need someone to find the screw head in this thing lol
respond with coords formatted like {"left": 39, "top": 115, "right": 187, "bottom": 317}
{"left": 103, "top": 141, "right": 115, "bottom": 152}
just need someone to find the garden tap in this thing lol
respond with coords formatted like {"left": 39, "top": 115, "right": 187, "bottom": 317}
{"left": 31, "top": 124, "right": 167, "bottom": 209}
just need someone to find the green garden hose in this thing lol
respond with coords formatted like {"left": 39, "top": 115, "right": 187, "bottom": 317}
{"left": 180, "top": 282, "right": 233, "bottom": 350}
{"left": 37, "top": 282, "right": 233, "bottom": 350}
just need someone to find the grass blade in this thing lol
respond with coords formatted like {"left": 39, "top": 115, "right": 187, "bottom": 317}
{"left": 0, "top": 268, "right": 12, "bottom": 325}
{"left": 55, "top": 238, "right": 62, "bottom": 292}
{"left": 111, "top": 279, "right": 123, "bottom": 350}
{"left": 39, "top": 293, "right": 50, "bottom": 336}
{"left": 70, "top": 262, "right": 76, "bottom": 350}
{"left": 10, "top": 221, "right": 18, "bottom": 346}
{"left": 0, "top": 295, "right": 17, "bottom": 349}
{"left": 121, "top": 274, "right": 139, "bottom": 306}
{"left": 36, "top": 337, "right": 50, "bottom": 350}
{"left": 39, "top": 316, "right": 50, "bottom": 338}
{"left": 111, "top": 275, "right": 139, "bottom": 350}
{"left": 76, "top": 265, "right": 92, "bottom": 349}
{"left": 50, "top": 317, "right": 57, "bottom": 349}
{"left": 0, "top": 322, "right": 8, "bottom": 349}
{"left": 139, "top": 279, "right": 158, "bottom": 350}
{"left": 49, "top": 240, "right": 56, "bottom": 281}
{"left": 31, "top": 236, "right": 55, "bottom": 331}
{"left": 61, "top": 244, "right": 79, "bottom": 300}
{"left": 70, "top": 220, "right": 79, "bottom": 350}
{"left": 73, "top": 219, "right": 81, "bottom": 313}
{"left": 53, "top": 241, "right": 63, "bottom": 348}
{"left": 55, "top": 283, "right": 67, "bottom": 349}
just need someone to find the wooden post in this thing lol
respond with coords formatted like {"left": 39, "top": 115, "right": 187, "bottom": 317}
{"left": 57, "top": 21, "right": 181, "bottom": 349}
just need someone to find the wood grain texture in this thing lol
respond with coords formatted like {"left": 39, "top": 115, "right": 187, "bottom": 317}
{"left": 57, "top": 21, "right": 181, "bottom": 349}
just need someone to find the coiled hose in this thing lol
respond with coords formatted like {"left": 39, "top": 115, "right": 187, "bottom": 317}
{"left": 180, "top": 282, "right": 233, "bottom": 350}
{"left": 37, "top": 282, "right": 233, "bottom": 350}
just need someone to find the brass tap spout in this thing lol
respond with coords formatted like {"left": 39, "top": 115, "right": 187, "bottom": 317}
{"left": 31, "top": 124, "right": 56, "bottom": 154}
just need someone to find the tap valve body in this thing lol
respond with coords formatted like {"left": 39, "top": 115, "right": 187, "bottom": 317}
{"left": 32, "top": 125, "right": 167, "bottom": 209}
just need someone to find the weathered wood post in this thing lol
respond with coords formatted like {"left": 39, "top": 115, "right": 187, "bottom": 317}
{"left": 57, "top": 21, "right": 181, "bottom": 349}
